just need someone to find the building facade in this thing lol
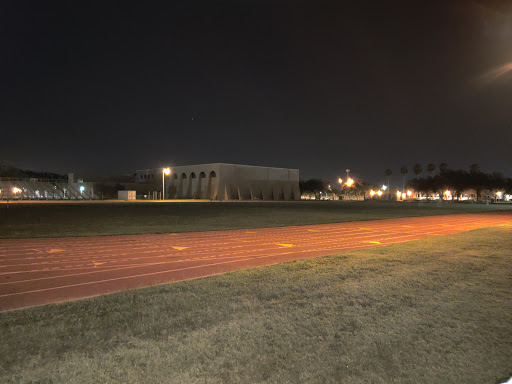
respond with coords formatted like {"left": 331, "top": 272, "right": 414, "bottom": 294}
{"left": 134, "top": 163, "right": 300, "bottom": 200}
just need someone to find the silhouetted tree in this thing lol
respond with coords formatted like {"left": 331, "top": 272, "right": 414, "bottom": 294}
{"left": 469, "top": 163, "right": 481, "bottom": 174}
{"left": 400, "top": 166, "right": 408, "bottom": 192}
{"left": 300, "top": 179, "right": 326, "bottom": 199}
{"left": 439, "top": 162, "right": 449, "bottom": 174}
{"left": 413, "top": 163, "right": 422, "bottom": 180}
{"left": 427, "top": 163, "right": 436, "bottom": 177}
{"left": 384, "top": 168, "right": 392, "bottom": 196}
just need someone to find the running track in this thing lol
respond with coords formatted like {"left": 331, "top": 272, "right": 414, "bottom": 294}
{"left": 1, "top": 212, "right": 511, "bottom": 311}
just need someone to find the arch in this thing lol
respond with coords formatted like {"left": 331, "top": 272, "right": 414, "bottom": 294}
{"left": 181, "top": 173, "right": 187, "bottom": 179}
{"left": 209, "top": 171, "right": 217, "bottom": 178}
{"left": 190, "top": 172, "right": 196, "bottom": 179}
{"left": 199, "top": 172, "right": 206, "bottom": 178}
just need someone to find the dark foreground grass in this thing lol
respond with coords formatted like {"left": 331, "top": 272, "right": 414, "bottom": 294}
{"left": 1, "top": 225, "right": 512, "bottom": 383}
{"left": 1, "top": 200, "right": 511, "bottom": 238}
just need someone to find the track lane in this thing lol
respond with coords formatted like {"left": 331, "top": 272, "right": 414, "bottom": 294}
{"left": 1, "top": 211, "right": 511, "bottom": 311}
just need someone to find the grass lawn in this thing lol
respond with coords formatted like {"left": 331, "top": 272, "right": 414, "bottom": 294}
{"left": 1, "top": 224, "right": 511, "bottom": 383}
{"left": 1, "top": 200, "right": 511, "bottom": 238}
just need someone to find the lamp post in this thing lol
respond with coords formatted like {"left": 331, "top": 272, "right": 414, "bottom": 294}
{"left": 162, "top": 168, "right": 171, "bottom": 200}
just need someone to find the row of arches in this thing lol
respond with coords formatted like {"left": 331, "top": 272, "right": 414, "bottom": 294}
{"left": 167, "top": 172, "right": 217, "bottom": 199}
{"left": 172, "top": 171, "right": 216, "bottom": 180}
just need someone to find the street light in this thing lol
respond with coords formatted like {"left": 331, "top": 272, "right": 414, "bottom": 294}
{"left": 162, "top": 168, "right": 171, "bottom": 200}
{"left": 346, "top": 169, "right": 350, "bottom": 180}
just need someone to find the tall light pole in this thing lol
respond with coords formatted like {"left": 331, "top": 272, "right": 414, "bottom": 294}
{"left": 346, "top": 169, "right": 350, "bottom": 180}
{"left": 162, "top": 168, "right": 171, "bottom": 200}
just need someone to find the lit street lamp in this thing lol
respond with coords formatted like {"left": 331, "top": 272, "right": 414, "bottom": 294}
{"left": 162, "top": 168, "right": 171, "bottom": 200}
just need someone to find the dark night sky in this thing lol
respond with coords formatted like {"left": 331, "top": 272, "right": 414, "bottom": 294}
{"left": 1, "top": 0, "right": 511, "bottom": 186}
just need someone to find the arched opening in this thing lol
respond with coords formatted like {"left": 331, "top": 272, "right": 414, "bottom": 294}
{"left": 207, "top": 170, "right": 217, "bottom": 199}
{"left": 181, "top": 173, "right": 187, "bottom": 179}
{"left": 200, "top": 172, "right": 206, "bottom": 178}
{"left": 190, "top": 172, "right": 196, "bottom": 179}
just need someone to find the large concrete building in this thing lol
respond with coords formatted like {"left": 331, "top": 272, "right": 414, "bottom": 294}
{"left": 134, "top": 163, "right": 300, "bottom": 200}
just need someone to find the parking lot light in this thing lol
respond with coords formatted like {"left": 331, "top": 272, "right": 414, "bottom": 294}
{"left": 162, "top": 168, "right": 171, "bottom": 200}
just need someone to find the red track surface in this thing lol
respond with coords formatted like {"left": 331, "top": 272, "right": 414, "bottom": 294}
{"left": 1, "top": 212, "right": 511, "bottom": 311}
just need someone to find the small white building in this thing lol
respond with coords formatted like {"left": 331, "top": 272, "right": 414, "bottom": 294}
{"left": 118, "top": 190, "right": 136, "bottom": 200}
{"left": 134, "top": 163, "right": 300, "bottom": 200}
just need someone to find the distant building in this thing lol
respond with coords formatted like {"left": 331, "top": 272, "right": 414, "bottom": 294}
{"left": 0, "top": 173, "right": 96, "bottom": 200}
{"left": 134, "top": 163, "right": 300, "bottom": 200}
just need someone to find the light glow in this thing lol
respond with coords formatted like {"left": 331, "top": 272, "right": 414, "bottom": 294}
{"left": 497, "top": 191, "right": 502, "bottom": 197}
{"left": 377, "top": 190, "right": 383, "bottom": 196}
{"left": 479, "top": 61, "right": 512, "bottom": 84}
{"left": 407, "top": 190, "right": 412, "bottom": 197}
{"left": 370, "top": 190, "right": 375, "bottom": 196}
{"left": 382, "top": 185, "right": 387, "bottom": 190}
{"left": 346, "top": 178, "right": 354, "bottom": 187}
{"left": 12, "top": 187, "right": 21, "bottom": 194}
{"left": 402, "top": 193, "right": 407, "bottom": 199}
{"left": 163, "top": 167, "right": 171, "bottom": 175}
{"left": 396, "top": 191, "right": 401, "bottom": 197}
{"left": 338, "top": 178, "right": 343, "bottom": 184}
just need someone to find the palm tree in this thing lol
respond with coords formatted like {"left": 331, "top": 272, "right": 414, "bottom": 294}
{"left": 439, "top": 162, "right": 448, "bottom": 174}
{"left": 400, "top": 166, "right": 408, "bottom": 193}
{"left": 412, "top": 163, "right": 423, "bottom": 199}
{"left": 384, "top": 168, "right": 392, "bottom": 196}
{"left": 427, "top": 163, "right": 436, "bottom": 177}
{"left": 413, "top": 163, "right": 422, "bottom": 179}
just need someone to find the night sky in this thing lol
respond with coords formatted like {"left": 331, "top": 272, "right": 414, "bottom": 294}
{"left": 1, "top": 0, "right": 511, "bottom": 186}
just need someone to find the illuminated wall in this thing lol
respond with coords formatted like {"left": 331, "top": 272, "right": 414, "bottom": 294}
{"left": 134, "top": 163, "right": 300, "bottom": 200}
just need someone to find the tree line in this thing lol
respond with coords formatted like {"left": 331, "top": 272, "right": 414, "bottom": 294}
{"left": 387, "top": 163, "right": 512, "bottom": 201}
{"left": 300, "top": 163, "right": 511, "bottom": 202}
{"left": 0, "top": 165, "right": 67, "bottom": 180}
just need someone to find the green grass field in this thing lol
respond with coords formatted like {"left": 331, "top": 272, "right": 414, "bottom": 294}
{"left": 1, "top": 200, "right": 511, "bottom": 238}
{"left": 1, "top": 225, "right": 511, "bottom": 383}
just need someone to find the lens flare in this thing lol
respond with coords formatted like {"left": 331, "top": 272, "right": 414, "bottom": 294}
{"left": 478, "top": 61, "right": 512, "bottom": 84}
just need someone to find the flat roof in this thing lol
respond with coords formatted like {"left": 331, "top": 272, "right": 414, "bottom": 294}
{"left": 135, "top": 163, "right": 299, "bottom": 172}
